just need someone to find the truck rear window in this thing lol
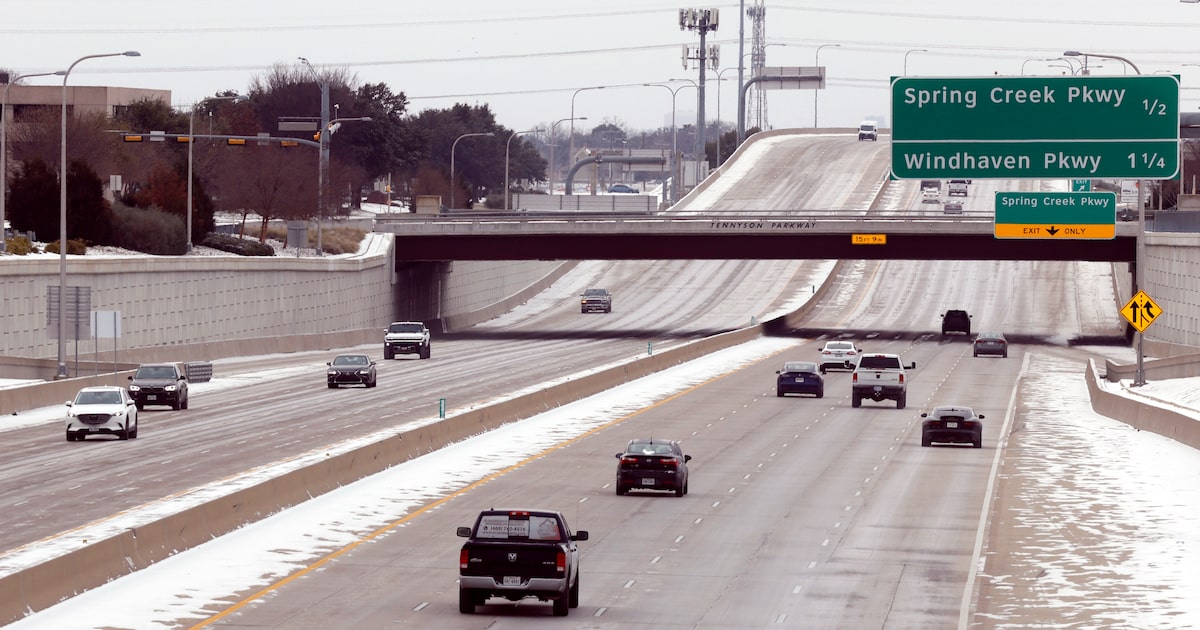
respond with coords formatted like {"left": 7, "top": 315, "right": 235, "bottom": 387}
{"left": 475, "top": 514, "right": 562, "bottom": 541}
{"left": 858, "top": 356, "right": 901, "bottom": 370}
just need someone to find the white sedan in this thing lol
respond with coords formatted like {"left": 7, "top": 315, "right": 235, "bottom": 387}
{"left": 818, "top": 340, "right": 861, "bottom": 373}
{"left": 64, "top": 386, "right": 140, "bottom": 441}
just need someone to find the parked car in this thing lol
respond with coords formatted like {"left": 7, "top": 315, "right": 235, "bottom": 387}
{"left": 818, "top": 340, "right": 861, "bottom": 373}
{"left": 921, "top": 405, "right": 984, "bottom": 448}
{"left": 973, "top": 332, "right": 1009, "bottom": 358}
{"left": 941, "top": 309, "right": 972, "bottom": 337}
{"left": 326, "top": 354, "right": 377, "bottom": 388}
{"left": 608, "top": 184, "right": 639, "bottom": 193}
{"left": 127, "top": 362, "right": 189, "bottom": 410}
{"left": 64, "top": 386, "right": 139, "bottom": 441}
{"left": 614, "top": 438, "right": 691, "bottom": 496}
{"left": 776, "top": 361, "right": 824, "bottom": 398}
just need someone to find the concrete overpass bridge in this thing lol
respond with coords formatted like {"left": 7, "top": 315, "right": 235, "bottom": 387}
{"left": 373, "top": 211, "right": 1138, "bottom": 263}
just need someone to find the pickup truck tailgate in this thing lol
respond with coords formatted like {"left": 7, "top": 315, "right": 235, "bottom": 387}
{"left": 462, "top": 542, "right": 564, "bottom": 580}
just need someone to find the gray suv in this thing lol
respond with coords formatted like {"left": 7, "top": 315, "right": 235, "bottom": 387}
{"left": 128, "top": 363, "right": 189, "bottom": 410}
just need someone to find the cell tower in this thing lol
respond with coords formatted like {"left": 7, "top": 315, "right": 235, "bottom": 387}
{"left": 746, "top": 0, "right": 767, "bottom": 131}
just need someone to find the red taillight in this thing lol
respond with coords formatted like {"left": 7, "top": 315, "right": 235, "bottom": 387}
{"left": 556, "top": 551, "right": 566, "bottom": 574}
{"left": 852, "top": 373, "right": 858, "bottom": 383}
{"left": 460, "top": 549, "right": 469, "bottom": 570}
{"left": 661, "top": 457, "right": 679, "bottom": 467}
{"left": 821, "top": 350, "right": 831, "bottom": 355}
{"left": 898, "top": 373, "right": 905, "bottom": 383}
{"left": 620, "top": 456, "right": 638, "bottom": 465}
{"left": 847, "top": 350, "right": 856, "bottom": 355}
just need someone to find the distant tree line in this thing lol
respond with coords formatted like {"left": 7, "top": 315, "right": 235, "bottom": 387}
{"left": 2, "top": 62, "right": 762, "bottom": 252}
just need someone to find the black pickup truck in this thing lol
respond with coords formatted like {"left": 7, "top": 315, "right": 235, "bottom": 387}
{"left": 457, "top": 509, "right": 588, "bottom": 616}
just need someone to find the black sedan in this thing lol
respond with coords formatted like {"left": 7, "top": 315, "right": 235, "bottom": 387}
{"left": 973, "top": 332, "right": 1008, "bottom": 358}
{"left": 921, "top": 406, "right": 984, "bottom": 448}
{"left": 326, "top": 354, "right": 377, "bottom": 388}
{"left": 776, "top": 361, "right": 824, "bottom": 398}
{"left": 615, "top": 439, "right": 691, "bottom": 497}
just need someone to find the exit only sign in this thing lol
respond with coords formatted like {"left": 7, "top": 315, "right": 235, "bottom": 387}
{"left": 994, "top": 192, "right": 1116, "bottom": 239}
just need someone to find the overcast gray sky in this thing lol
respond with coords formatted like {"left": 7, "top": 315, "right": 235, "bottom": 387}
{"left": 4, "top": 0, "right": 1200, "bottom": 135}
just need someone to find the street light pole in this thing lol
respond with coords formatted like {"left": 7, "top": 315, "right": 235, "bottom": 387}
{"left": 186, "top": 95, "right": 244, "bottom": 253}
{"left": 505, "top": 128, "right": 540, "bottom": 210}
{"left": 299, "top": 57, "right": 329, "bottom": 255}
{"left": 714, "top": 68, "right": 738, "bottom": 165}
{"left": 645, "top": 82, "right": 693, "bottom": 205}
{"left": 450, "top": 131, "right": 493, "bottom": 209}
{"left": 549, "top": 116, "right": 585, "bottom": 195}
{"left": 904, "top": 49, "right": 927, "bottom": 76}
{"left": 813, "top": 43, "right": 840, "bottom": 128}
{"left": 3, "top": 70, "right": 64, "bottom": 254}
{"left": 58, "top": 51, "right": 139, "bottom": 379}
{"left": 1064, "top": 50, "right": 1141, "bottom": 76}
{"left": 568, "top": 87, "right": 606, "bottom": 189}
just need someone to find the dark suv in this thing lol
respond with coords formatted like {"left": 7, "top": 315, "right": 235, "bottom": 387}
{"left": 941, "top": 310, "right": 972, "bottom": 337}
{"left": 128, "top": 363, "right": 189, "bottom": 410}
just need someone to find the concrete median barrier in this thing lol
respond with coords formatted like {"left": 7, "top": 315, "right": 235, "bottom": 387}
{"left": 1086, "top": 359, "right": 1200, "bottom": 450}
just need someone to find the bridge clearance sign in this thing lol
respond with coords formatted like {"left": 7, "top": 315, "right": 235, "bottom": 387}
{"left": 891, "top": 76, "right": 1179, "bottom": 180}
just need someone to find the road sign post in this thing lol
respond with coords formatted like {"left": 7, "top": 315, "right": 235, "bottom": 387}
{"left": 892, "top": 76, "right": 1179, "bottom": 179}
{"left": 993, "top": 191, "right": 1116, "bottom": 239}
{"left": 1120, "top": 290, "right": 1162, "bottom": 386}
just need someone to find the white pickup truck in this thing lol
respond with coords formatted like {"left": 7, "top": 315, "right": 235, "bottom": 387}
{"left": 383, "top": 321, "right": 431, "bottom": 359}
{"left": 851, "top": 353, "right": 916, "bottom": 409}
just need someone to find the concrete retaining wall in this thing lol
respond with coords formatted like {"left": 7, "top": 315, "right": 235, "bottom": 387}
{"left": 1141, "top": 232, "right": 1200, "bottom": 353}
{"left": 1103, "top": 353, "right": 1200, "bottom": 383}
{"left": 1086, "top": 358, "right": 1200, "bottom": 450}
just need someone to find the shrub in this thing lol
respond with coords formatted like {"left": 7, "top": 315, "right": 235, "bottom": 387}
{"left": 110, "top": 203, "right": 186, "bottom": 255}
{"left": 199, "top": 233, "right": 275, "bottom": 256}
{"left": 4, "top": 235, "right": 37, "bottom": 255}
{"left": 44, "top": 239, "right": 89, "bottom": 255}
{"left": 264, "top": 224, "right": 365, "bottom": 255}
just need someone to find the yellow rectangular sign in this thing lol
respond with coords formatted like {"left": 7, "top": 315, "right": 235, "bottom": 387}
{"left": 994, "top": 224, "right": 1115, "bottom": 240}
{"left": 851, "top": 234, "right": 887, "bottom": 245}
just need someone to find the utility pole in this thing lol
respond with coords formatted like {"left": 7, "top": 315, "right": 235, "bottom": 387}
{"left": 681, "top": 8, "right": 720, "bottom": 191}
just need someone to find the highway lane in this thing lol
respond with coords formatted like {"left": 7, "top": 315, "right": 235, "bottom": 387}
{"left": 191, "top": 332, "right": 1020, "bottom": 628}
{"left": 184, "top": 226, "right": 1105, "bottom": 628}
{"left": 0, "top": 133, "right": 889, "bottom": 559}
{"left": 6, "top": 133, "right": 1146, "bottom": 627}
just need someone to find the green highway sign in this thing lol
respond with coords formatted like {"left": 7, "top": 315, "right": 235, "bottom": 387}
{"left": 1071, "top": 179, "right": 1091, "bottom": 191}
{"left": 994, "top": 191, "right": 1116, "bottom": 240}
{"left": 892, "top": 75, "right": 1179, "bottom": 179}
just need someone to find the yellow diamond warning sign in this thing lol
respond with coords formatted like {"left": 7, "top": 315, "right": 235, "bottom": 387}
{"left": 1120, "top": 290, "right": 1162, "bottom": 333}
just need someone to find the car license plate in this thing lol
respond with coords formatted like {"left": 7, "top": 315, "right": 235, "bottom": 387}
{"left": 147, "top": 395, "right": 157, "bottom": 401}
{"left": 642, "top": 478, "right": 655, "bottom": 485}
{"left": 503, "top": 576, "right": 521, "bottom": 586}
{"left": 946, "top": 421, "right": 958, "bottom": 428}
